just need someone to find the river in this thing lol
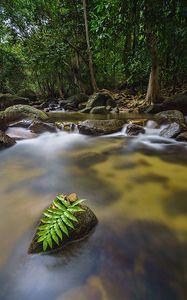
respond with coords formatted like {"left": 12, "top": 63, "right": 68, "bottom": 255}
{"left": 0, "top": 114, "right": 187, "bottom": 300}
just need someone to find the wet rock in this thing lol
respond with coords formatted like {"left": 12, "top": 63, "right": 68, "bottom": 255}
{"left": 28, "top": 204, "right": 98, "bottom": 254}
{"left": 0, "top": 130, "right": 16, "bottom": 149}
{"left": 2, "top": 105, "right": 49, "bottom": 123}
{"left": 90, "top": 106, "right": 108, "bottom": 114}
{"left": 29, "top": 121, "right": 57, "bottom": 133}
{"left": 78, "top": 120, "right": 124, "bottom": 135}
{"left": 0, "top": 93, "right": 28, "bottom": 110}
{"left": 55, "top": 122, "right": 75, "bottom": 132}
{"left": 160, "top": 122, "right": 182, "bottom": 138}
{"left": 126, "top": 124, "right": 145, "bottom": 136}
{"left": 79, "top": 107, "right": 91, "bottom": 114}
{"left": 17, "top": 89, "right": 37, "bottom": 101}
{"left": 86, "top": 91, "right": 116, "bottom": 109}
{"left": 156, "top": 110, "right": 185, "bottom": 124}
{"left": 176, "top": 131, "right": 187, "bottom": 142}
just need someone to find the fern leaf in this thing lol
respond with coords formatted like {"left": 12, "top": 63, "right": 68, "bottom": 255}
{"left": 51, "top": 228, "right": 59, "bottom": 245}
{"left": 71, "top": 199, "right": 86, "bottom": 207}
{"left": 47, "top": 235, "right": 53, "bottom": 248}
{"left": 61, "top": 214, "right": 74, "bottom": 229}
{"left": 64, "top": 211, "right": 78, "bottom": 222}
{"left": 58, "top": 219, "right": 69, "bottom": 236}
{"left": 36, "top": 194, "right": 86, "bottom": 251}
{"left": 43, "top": 240, "right": 48, "bottom": 251}
{"left": 67, "top": 207, "right": 85, "bottom": 213}
{"left": 54, "top": 224, "right": 63, "bottom": 240}
{"left": 53, "top": 199, "right": 67, "bottom": 211}
{"left": 37, "top": 235, "right": 47, "bottom": 242}
{"left": 56, "top": 196, "right": 70, "bottom": 207}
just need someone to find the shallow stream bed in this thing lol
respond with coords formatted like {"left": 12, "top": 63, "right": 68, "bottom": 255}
{"left": 0, "top": 114, "right": 187, "bottom": 300}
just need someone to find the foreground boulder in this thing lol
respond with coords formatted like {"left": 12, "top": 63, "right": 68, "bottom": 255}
{"left": 0, "top": 105, "right": 48, "bottom": 123}
{"left": 78, "top": 119, "right": 124, "bottom": 135}
{"left": 126, "top": 124, "right": 145, "bottom": 136}
{"left": 28, "top": 204, "right": 97, "bottom": 254}
{"left": 29, "top": 121, "right": 57, "bottom": 134}
{"left": 160, "top": 122, "right": 182, "bottom": 138}
{"left": 155, "top": 110, "right": 185, "bottom": 124}
{"left": 0, "top": 93, "right": 28, "bottom": 110}
{"left": 0, "top": 130, "right": 16, "bottom": 149}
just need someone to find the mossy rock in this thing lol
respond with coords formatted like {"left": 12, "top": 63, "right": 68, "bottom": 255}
{"left": 0, "top": 93, "right": 28, "bottom": 110}
{"left": 1, "top": 104, "right": 49, "bottom": 123}
{"left": 28, "top": 204, "right": 97, "bottom": 254}
{"left": 155, "top": 110, "right": 185, "bottom": 125}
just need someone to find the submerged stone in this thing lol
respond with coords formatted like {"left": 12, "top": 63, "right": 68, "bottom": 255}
{"left": 28, "top": 204, "right": 97, "bottom": 254}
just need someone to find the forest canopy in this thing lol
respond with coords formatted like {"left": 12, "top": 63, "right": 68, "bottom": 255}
{"left": 0, "top": 0, "right": 187, "bottom": 98}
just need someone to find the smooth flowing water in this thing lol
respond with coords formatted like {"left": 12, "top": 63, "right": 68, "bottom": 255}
{"left": 0, "top": 117, "right": 187, "bottom": 300}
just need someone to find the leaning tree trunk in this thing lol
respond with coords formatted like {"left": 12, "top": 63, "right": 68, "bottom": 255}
{"left": 146, "top": 44, "right": 161, "bottom": 105}
{"left": 82, "top": 0, "right": 97, "bottom": 92}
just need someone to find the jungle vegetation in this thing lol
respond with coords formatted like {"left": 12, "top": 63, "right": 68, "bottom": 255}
{"left": 0, "top": 0, "right": 187, "bottom": 103}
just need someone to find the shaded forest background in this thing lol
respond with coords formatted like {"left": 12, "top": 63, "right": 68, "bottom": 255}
{"left": 0, "top": 0, "right": 187, "bottom": 99}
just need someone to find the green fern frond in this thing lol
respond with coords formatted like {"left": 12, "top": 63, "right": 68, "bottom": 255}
{"left": 37, "top": 195, "right": 85, "bottom": 251}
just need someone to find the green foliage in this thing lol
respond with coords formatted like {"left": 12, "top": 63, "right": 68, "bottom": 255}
{"left": 0, "top": 0, "right": 187, "bottom": 95}
{"left": 37, "top": 195, "right": 85, "bottom": 251}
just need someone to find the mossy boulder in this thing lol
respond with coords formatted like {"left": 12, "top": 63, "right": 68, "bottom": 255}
{"left": 0, "top": 93, "right": 28, "bottom": 110}
{"left": 0, "top": 130, "right": 16, "bottom": 149}
{"left": 155, "top": 110, "right": 185, "bottom": 125}
{"left": 1, "top": 105, "right": 48, "bottom": 123}
{"left": 28, "top": 204, "right": 97, "bottom": 254}
{"left": 78, "top": 119, "right": 124, "bottom": 135}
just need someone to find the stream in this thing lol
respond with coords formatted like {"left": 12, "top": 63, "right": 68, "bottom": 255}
{"left": 0, "top": 113, "right": 187, "bottom": 300}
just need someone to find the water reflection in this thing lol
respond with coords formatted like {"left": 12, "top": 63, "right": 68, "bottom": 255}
{"left": 0, "top": 130, "right": 187, "bottom": 300}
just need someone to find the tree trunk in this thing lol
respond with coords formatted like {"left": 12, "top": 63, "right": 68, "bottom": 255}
{"left": 82, "top": 0, "right": 97, "bottom": 92}
{"left": 145, "top": 39, "right": 161, "bottom": 105}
